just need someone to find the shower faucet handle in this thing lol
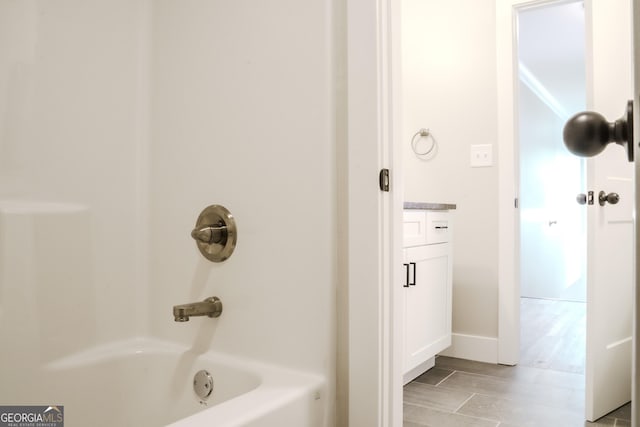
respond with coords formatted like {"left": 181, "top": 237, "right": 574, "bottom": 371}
{"left": 191, "top": 222, "right": 227, "bottom": 245}
{"left": 191, "top": 205, "right": 237, "bottom": 262}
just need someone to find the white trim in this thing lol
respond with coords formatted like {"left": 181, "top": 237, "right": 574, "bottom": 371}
{"left": 633, "top": 1, "right": 640, "bottom": 424}
{"left": 346, "top": 0, "right": 384, "bottom": 421}
{"left": 497, "top": 0, "right": 586, "bottom": 368}
{"left": 439, "top": 334, "right": 499, "bottom": 364}
{"left": 346, "top": 0, "right": 401, "bottom": 425}
{"left": 496, "top": 0, "right": 523, "bottom": 367}
{"left": 388, "top": 0, "right": 404, "bottom": 425}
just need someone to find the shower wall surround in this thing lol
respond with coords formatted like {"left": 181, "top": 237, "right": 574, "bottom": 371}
{"left": 0, "top": 1, "right": 338, "bottom": 424}
{"left": 0, "top": 1, "right": 147, "bottom": 343}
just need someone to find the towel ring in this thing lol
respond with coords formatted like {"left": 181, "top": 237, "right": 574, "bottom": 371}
{"left": 411, "top": 128, "right": 436, "bottom": 157}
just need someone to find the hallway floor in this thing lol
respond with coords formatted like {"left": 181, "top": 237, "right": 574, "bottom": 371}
{"left": 520, "top": 297, "right": 585, "bottom": 374}
{"left": 403, "top": 298, "right": 631, "bottom": 426}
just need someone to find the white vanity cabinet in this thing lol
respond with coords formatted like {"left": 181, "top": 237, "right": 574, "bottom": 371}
{"left": 402, "top": 208, "right": 453, "bottom": 384}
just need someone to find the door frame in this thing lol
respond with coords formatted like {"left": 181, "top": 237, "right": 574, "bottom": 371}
{"left": 633, "top": 2, "right": 640, "bottom": 425}
{"left": 346, "top": 0, "right": 403, "bottom": 425}
{"left": 496, "top": 0, "right": 582, "bottom": 366}
{"left": 497, "top": 0, "right": 528, "bottom": 366}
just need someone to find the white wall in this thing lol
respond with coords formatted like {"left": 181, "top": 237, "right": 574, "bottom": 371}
{"left": 148, "top": 0, "right": 338, "bottom": 422}
{"left": 402, "top": 0, "right": 499, "bottom": 345}
{"left": 518, "top": 82, "right": 586, "bottom": 302}
{"left": 0, "top": 0, "right": 147, "bottom": 343}
{"left": 517, "top": 2, "right": 587, "bottom": 303}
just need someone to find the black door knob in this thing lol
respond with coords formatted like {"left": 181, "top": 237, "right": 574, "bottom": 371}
{"left": 563, "top": 100, "right": 634, "bottom": 162}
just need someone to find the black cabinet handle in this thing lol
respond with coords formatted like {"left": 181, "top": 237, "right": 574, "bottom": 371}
{"left": 403, "top": 263, "right": 410, "bottom": 287}
{"left": 409, "top": 262, "right": 416, "bottom": 286}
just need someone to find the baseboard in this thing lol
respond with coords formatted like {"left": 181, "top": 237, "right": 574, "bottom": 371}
{"left": 439, "top": 333, "right": 498, "bottom": 364}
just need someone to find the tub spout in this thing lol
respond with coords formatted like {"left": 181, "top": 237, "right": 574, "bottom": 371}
{"left": 173, "top": 297, "right": 223, "bottom": 322}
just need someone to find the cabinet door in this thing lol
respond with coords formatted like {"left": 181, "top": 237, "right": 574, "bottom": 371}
{"left": 404, "top": 243, "right": 452, "bottom": 373}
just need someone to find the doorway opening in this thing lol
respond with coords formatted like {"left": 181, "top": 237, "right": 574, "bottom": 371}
{"left": 516, "top": 1, "right": 587, "bottom": 375}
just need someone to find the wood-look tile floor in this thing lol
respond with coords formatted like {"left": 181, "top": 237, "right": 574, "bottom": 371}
{"left": 403, "top": 298, "right": 631, "bottom": 427}
{"left": 520, "top": 297, "right": 586, "bottom": 374}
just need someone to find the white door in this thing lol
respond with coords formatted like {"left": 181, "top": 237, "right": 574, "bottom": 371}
{"left": 584, "top": 0, "right": 634, "bottom": 421}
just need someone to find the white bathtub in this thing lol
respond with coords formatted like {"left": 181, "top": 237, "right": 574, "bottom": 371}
{"left": 0, "top": 203, "right": 327, "bottom": 427}
{"left": 33, "top": 338, "right": 326, "bottom": 427}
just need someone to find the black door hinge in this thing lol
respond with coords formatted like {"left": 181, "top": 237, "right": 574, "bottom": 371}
{"left": 379, "top": 169, "right": 390, "bottom": 192}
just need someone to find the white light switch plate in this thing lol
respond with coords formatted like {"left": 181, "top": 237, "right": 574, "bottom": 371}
{"left": 470, "top": 144, "right": 493, "bottom": 167}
